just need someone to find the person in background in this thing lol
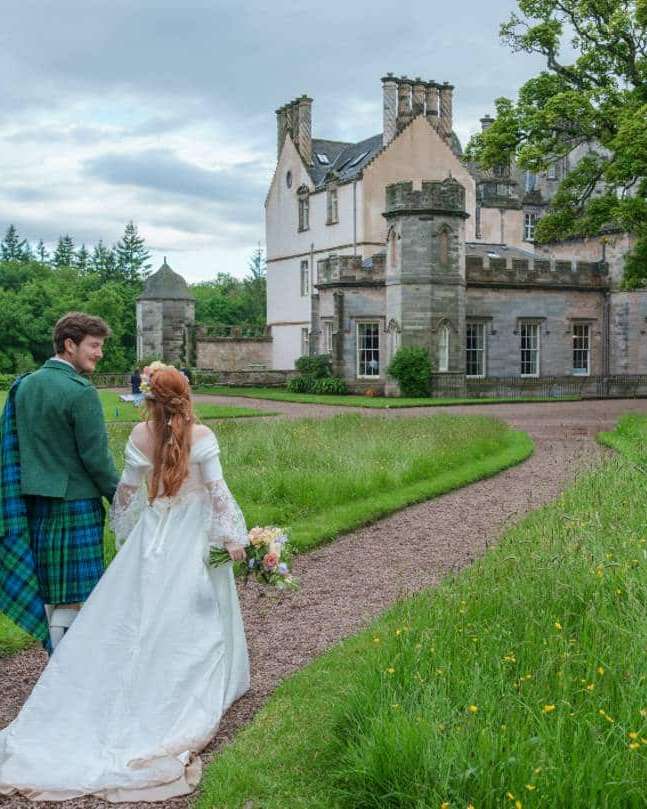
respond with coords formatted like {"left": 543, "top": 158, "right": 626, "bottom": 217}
{"left": 130, "top": 367, "right": 142, "bottom": 395}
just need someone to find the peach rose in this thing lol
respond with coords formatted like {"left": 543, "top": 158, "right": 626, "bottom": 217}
{"left": 263, "top": 552, "right": 279, "bottom": 571}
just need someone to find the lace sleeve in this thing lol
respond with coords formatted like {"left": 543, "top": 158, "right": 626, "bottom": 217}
{"left": 109, "top": 483, "right": 148, "bottom": 550}
{"left": 206, "top": 480, "right": 248, "bottom": 549}
{"left": 197, "top": 430, "right": 248, "bottom": 549}
{"left": 108, "top": 436, "right": 151, "bottom": 550}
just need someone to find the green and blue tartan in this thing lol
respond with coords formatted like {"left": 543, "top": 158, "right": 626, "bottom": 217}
{"left": 26, "top": 495, "right": 105, "bottom": 604}
{"left": 0, "top": 376, "right": 50, "bottom": 650}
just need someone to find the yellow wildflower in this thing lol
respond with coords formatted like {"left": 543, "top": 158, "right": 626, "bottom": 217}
{"left": 629, "top": 742, "right": 640, "bottom": 751}
{"left": 640, "top": 708, "right": 647, "bottom": 718}
{"left": 525, "top": 784, "right": 536, "bottom": 791}
{"left": 628, "top": 732, "right": 639, "bottom": 740}
{"left": 515, "top": 801, "right": 523, "bottom": 809}
{"left": 467, "top": 704, "right": 479, "bottom": 714}
{"left": 596, "top": 666, "right": 605, "bottom": 676}
{"left": 385, "top": 667, "right": 395, "bottom": 674}
{"left": 372, "top": 637, "right": 381, "bottom": 643}
{"left": 440, "top": 803, "right": 450, "bottom": 809}
{"left": 586, "top": 683, "right": 595, "bottom": 692}
{"left": 533, "top": 767, "right": 542, "bottom": 774}
{"left": 543, "top": 704, "right": 556, "bottom": 714}
{"left": 395, "top": 629, "right": 401, "bottom": 636}
{"left": 554, "top": 622, "right": 562, "bottom": 630}
{"left": 506, "top": 792, "right": 515, "bottom": 800}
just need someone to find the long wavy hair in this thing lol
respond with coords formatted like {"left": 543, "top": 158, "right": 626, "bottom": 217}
{"left": 145, "top": 367, "right": 196, "bottom": 500}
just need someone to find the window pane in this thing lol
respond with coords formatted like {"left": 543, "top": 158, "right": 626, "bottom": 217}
{"left": 357, "top": 322, "right": 380, "bottom": 377}
{"left": 438, "top": 325, "right": 449, "bottom": 372}
{"left": 520, "top": 323, "right": 539, "bottom": 376}
{"left": 573, "top": 323, "right": 590, "bottom": 374}
{"left": 466, "top": 322, "right": 485, "bottom": 377}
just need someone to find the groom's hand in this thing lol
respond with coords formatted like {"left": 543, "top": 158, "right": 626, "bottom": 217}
{"left": 224, "top": 543, "right": 246, "bottom": 562}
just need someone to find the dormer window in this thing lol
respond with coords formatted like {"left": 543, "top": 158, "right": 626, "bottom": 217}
{"left": 297, "top": 185, "right": 310, "bottom": 232}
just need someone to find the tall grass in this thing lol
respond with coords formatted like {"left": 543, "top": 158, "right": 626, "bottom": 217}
{"left": 1, "top": 415, "right": 529, "bottom": 657}
{"left": 198, "top": 431, "right": 647, "bottom": 808}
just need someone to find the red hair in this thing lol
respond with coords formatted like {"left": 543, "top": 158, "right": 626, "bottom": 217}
{"left": 145, "top": 367, "right": 196, "bottom": 500}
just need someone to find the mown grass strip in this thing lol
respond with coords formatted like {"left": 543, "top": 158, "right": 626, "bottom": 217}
{"left": 193, "top": 385, "right": 580, "bottom": 409}
{"left": 198, "top": 424, "right": 647, "bottom": 809}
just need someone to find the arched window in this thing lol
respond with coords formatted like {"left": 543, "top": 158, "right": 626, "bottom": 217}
{"left": 438, "top": 324, "right": 450, "bottom": 372}
{"left": 297, "top": 185, "right": 310, "bottom": 232}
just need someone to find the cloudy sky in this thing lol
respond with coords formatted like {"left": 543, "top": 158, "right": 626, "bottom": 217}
{"left": 1, "top": 0, "right": 544, "bottom": 282}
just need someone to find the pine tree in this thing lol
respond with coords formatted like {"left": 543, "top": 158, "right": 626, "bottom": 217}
{"left": 36, "top": 240, "right": 49, "bottom": 264}
{"left": 75, "top": 244, "right": 90, "bottom": 274}
{"left": 1, "top": 225, "right": 30, "bottom": 262}
{"left": 52, "top": 234, "right": 75, "bottom": 268}
{"left": 90, "top": 240, "right": 117, "bottom": 280}
{"left": 115, "top": 221, "right": 151, "bottom": 282}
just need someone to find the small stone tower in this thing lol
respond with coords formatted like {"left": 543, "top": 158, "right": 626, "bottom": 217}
{"left": 383, "top": 178, "right": 469, "bottom": 393}
{"left": 136, "top": 258, "right": 195, "bottom": 366}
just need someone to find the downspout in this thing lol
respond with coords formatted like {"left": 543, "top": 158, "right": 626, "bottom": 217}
{"left": 353, "top": 180, "right": 357, "bottom": 257}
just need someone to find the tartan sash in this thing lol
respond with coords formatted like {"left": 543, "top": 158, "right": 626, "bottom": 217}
{"left": 0, "top": 376, "right": 51, "bottom": 651}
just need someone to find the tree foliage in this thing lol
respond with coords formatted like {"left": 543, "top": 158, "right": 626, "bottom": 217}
{"left": 465, "top": 0, "right": 647, "bottom": 284}
{"left": 0, "top": 230, "right": 267, "bottom": 373}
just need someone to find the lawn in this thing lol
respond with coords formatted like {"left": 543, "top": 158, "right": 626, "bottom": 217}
{"left": 0, "top": 389, "right": 272, "bottom": 422}
{"left": 0, "top": 413, "right": 531, "bottom": 656}
{"left": 193, "top": 385, "right": 580, "bottom": 408}
{"left": 196, "top": 416, "right": 647, "bottom": 809}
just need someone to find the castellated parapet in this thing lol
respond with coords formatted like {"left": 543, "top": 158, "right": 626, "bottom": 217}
{"left": 465, "top": 253, "right": 609, "bottom": 290}
{"left": 383, "top": 178, "right": 468, "bottom": 217}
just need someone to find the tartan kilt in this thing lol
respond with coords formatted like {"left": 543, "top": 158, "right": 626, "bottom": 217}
{"left": 25, "top": 496, "right": 105, "bottom": 604}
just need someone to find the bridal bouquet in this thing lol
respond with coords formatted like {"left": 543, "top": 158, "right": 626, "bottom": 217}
{"left": 208, "top": 526, "right": 299, "bottom": 590}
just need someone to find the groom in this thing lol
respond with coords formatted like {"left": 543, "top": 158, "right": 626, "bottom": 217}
{"left": 0, "top": 312, "right": 119, "bottom": 651}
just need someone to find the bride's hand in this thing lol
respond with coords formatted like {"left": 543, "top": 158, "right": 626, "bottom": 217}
{"left": 224, "top": 542, "right": 246, "bottom": 562}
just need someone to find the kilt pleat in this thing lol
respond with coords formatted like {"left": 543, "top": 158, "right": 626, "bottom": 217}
{"left": 26, "top": 497, "right": 105, "bottom": 603}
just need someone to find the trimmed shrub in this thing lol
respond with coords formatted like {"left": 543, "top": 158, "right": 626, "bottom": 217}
{"left": 0, "top": 374, "right": 16, "bottom": 390}
{"left": 387, "top": 346, "right": 432, "bottom": 397}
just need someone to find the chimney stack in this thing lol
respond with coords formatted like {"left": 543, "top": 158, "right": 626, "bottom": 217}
{"left": 382, "top": 73, "right": 398, "bottom": 147}
{"left": 276, "top": 105, "right": 288, "bottom": 159}
{"left": 439, "top": 82, "right": 454, "bottom": 138}
{"left": 397, "top": 76, "right": 413, "bottom": 132}
{"left": 412, "top": 78, "right": 426, "bottom": 117}
{"left": 425, "top": 82, "right": 440, "bottom": 130}
{"left": 275, "top": 95, "right": 313, "bottom": 165}
{"left": 296, "top": 95, "right": 313, "bottom": 166}
{"left": 480, "top": 114, "right": 495, "bottom": 132}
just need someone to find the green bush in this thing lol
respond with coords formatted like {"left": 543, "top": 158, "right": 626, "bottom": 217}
{"left": 387, "top": 346, "right": 432, "bottom": 397}
{"left": 192, "top": 371, "right": 220, "bottom": 387}
{"left": 294, "top": 354, "right": 333, "bottom": 379}
{"left": 287, "top": 375, "right": 313, "bottom": 393}
{"left": 310, "top": 377, "right": 348, "bottom": 395}
{"left": 0, "top": 373, "right": 17, "bottom": 390}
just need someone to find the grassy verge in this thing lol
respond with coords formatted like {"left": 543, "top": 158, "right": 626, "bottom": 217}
{"left": 598, "top": 412, "right": 647, "bottom": 465}
{"left": 1, "top": 415, "right": 531, "bottom": 659}
{"left": 193, "top": 385, "right": 580, "bottom": 408}
{"left": 197, "top": 425, "right": 647, "bottom": 809}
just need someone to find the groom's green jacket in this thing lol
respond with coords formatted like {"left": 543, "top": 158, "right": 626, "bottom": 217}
{"left": 15, "top": 360, "right": 119, "bottom": 501}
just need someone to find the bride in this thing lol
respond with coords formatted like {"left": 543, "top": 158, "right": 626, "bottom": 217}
{"left": 0, "top": 365, "right": 250, "bottom": 801}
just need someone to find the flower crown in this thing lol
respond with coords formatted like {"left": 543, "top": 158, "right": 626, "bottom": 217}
{"left": 140, "top": 360, "right": 172, "bottom": 397}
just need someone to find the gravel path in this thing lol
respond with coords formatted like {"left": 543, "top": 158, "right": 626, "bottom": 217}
{"left": 1, "top": 397, "right": 644, "bottom": 809}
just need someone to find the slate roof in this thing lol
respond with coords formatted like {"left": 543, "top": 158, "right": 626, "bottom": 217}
{"left": 465, "top": 242, "right": 536, "bottom": 261}
{"left": 138, "top": 259, "right": 195, "bottom": 301}
{"left": 309, "top": 124, "right": 463, "bottom": 190}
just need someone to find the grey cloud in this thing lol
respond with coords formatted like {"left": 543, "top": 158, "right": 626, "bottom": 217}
{"left": 84, "top": 149, "right": 268, "bottom": 221}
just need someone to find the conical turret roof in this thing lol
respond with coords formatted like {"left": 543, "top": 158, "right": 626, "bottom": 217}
{"left": 137, "top": 258, "right": 195, "bottom": 301}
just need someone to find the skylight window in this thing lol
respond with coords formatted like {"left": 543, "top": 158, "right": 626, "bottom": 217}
{"left": 316, "top": 153, "right": 330, "bottom": 165}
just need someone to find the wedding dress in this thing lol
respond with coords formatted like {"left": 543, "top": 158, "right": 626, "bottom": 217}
{"left": 0, "top": 427, "right": 250, "bottom": 802}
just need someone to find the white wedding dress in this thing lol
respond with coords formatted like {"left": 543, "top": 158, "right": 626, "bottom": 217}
{"left": 0, "top": 426, "right": 250, "bottom": 802}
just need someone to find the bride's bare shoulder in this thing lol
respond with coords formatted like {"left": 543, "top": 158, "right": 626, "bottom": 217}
{"left": 191, "top": 424, "right": 214, "bottom": 442}
{"left": 129, "top": 421, "right": 154, "bottom": 453}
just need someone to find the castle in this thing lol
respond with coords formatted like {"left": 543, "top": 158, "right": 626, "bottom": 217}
{"left": 264, "top": 74, "right": 644, "bottom": 395}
